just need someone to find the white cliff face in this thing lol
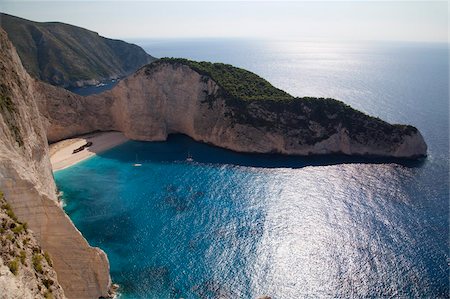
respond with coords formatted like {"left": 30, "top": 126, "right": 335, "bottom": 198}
{"left": 0, "top": 257, "right": 35, "bottom": 299}
{"left": 71, "top": 62, "right": 425, "bottom": 159}
{"left": 0, "top": 28, "right": 111, "bottom": 299}
{"left": 34, "top": 82, "right": 116, "bottom": 143}
{"left": 37, "top": 61, "right": 427, "bottom": 159}
{"left": 107, "top": 63, "right": 224, "bottom": 141}
{"left": 392, "top": 132, "right": 428, "bottom": 158}
{"left": 32, "top": 58, "right": 428, "bottom": 163}
{"left": 0, "top": 194, "right": 66, "bottom": 299}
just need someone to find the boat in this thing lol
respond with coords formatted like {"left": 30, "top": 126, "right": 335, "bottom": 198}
{"left": 186, "top": 152, "right": 193, "bottom": 162}
{"left": 72, "top": 141, "right": 93, "bottom": 154}
{"left": 133, "top": 154, "right": 142, "bottom": 167}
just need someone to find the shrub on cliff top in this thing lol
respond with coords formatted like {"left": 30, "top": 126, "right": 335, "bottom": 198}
{"left": 156, "top": 58, "right": 293, "bottom": 101}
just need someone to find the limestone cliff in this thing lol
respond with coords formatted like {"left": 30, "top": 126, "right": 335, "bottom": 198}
{"left": 0, "top": 192, "right": 65, "bottom": 299}
{"left": 38, "top": 60, "right": 427, "bottom": 158}
{"left": 0, "top": 28, "right": 111, "bottom": 298}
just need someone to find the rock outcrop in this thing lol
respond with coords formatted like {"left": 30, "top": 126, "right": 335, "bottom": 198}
{"left": 0, "top": 193, "right": 65, "bottom": 299}
{"left": 38, "top": 60, "right": 427, "bottom": 159}
{"left": 0, "top": 28, "right": 111, "bottom": 299}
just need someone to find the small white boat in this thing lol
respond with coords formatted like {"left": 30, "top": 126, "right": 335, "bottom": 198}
{"left": 186, "top": 152, "right": 193, "bottom": 162}
{"left": 133, "top": 154, "right": 142, "bottom": 166}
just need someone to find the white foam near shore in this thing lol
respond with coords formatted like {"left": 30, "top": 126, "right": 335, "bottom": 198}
{"left": 50, "top": 131, "right": 128, "bottom": 171}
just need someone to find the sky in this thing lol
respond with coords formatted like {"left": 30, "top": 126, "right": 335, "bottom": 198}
{"left": 0, "top": 1, "right": 448, "bottom": 42}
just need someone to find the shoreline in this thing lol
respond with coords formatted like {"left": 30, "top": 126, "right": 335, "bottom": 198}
{"left": 50, "top": 131, "right": 128, "bottom": 171}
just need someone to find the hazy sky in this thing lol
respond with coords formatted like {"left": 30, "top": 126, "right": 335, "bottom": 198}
{"left": 1, "top": 1, "right": 448, "bottom": 42}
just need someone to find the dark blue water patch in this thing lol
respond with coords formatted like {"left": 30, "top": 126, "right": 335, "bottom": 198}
{"left": 66, "top": 80, "right": 119, "bottom": 96}
{"left": 96, "top": 134, "right": 425, "bottom": 169}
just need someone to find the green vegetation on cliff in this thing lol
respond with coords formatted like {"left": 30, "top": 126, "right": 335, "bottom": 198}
{"left": 0, "top": 13, "right": 155, "bottom": 87}
{"left": 224, "top": 94, "right": 417, "bottom": 145}
{"left": 156, "top": 58, "right": 293, "bottom": 101}
{"left": 0, "top": 191, "right": 62, "bottom": 297}
{"left": 150, "top": 58, "right": 419, "bottom": 148}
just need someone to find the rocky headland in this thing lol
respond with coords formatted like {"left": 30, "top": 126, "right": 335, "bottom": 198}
{"left": 38, "top": 58, "right": 427, "bottom": 158}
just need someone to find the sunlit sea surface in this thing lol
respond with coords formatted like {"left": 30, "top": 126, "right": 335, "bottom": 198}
{"left": 55, "top": 39, "right": 449, "bottom": 298}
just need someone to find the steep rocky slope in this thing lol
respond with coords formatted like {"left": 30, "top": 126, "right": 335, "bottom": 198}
{"left": 0, "top": 192, "right": 65, "bottom": 299}
{"left": 0, "top": 13, "right": 155, "bottom": 88}
{"left": 38, "top": 59, "right": 427, "bottom": 158}
{"left": 0, "top": 28, "right": 110, "bottom": 299}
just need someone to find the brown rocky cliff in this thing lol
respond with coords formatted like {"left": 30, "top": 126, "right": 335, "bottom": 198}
{"left": 0, "top": 28, "right": 111, "bottom": 299}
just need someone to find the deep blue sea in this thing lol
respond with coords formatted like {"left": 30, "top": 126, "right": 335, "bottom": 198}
{"left": 55, "top": 39, "right": 449, "bottom": 298}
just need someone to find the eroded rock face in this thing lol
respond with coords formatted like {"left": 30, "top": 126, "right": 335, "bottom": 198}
{"left": 34, "top": 82, "right": 116, "bottom": 143}
{"left": 0, "top": 28, "right": 111, "bottom": 299}
{"left": 0, "top": 194, "right": 66, "bottom": 299}
{"left": 38, "top": 61, "right": 427, "bottom": 158}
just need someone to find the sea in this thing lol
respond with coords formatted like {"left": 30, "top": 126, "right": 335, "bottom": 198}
{"left": 55, "top": 39, "right": 449, "bottom": 298}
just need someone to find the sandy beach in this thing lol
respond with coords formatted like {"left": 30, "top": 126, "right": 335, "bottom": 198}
{"left": 50, "top": 131, "right": 128, "bottom": 171}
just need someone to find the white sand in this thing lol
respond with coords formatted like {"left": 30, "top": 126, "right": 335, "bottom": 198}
{"left": 50, "top": 131, "right": 128, "bottom": 171}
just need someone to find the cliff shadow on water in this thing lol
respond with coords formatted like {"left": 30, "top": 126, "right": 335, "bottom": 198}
{"left": 66, "top": 80, "right": 119, "bottom": 96}
{"left": 96, "top": 134, "right": 426, "bottom": 169}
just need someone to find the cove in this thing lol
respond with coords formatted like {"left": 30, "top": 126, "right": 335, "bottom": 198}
{"left": 55, "top": 134, "right": 447, "bottom": 298}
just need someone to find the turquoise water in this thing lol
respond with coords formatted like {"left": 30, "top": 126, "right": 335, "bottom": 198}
{"left": 55, "top": 40, "right": 448, "bottom": 298}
